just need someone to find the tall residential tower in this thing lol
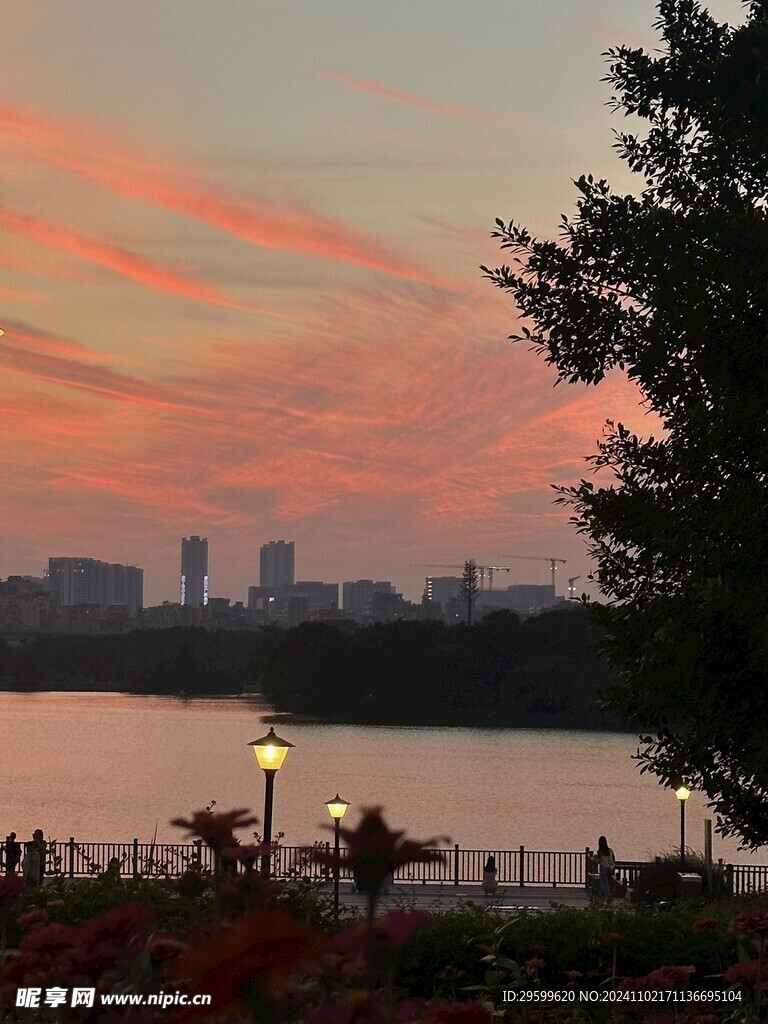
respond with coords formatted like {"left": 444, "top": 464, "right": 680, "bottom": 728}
{"left": 259, "top": 540, "right": 294, "bottom": 589}
{"left": 180, "top": 536, "right": 209, "bottom": 607}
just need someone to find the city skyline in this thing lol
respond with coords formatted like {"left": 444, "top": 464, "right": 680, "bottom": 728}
{"left": 0, "top": 0, "right": 744, "bottom": 606}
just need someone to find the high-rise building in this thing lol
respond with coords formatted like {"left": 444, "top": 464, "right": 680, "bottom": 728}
{"left": 180, "top": 536, "right": 209, "bottom": 607}
{"left": 46, "top": 557, "right": 143, "bottom": 615}
{"left": 259, "top": 540, "right": 295, "bottom": 589}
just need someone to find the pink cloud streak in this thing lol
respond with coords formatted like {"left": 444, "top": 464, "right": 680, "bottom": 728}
{"left": 0, "top": 206, "right": 290, "bottom": 320}
{"left": 0, "top": 101, "right": 450, "bottom": 288}
{"left": 321, "top": 69, "right": 522, "bottom": 128}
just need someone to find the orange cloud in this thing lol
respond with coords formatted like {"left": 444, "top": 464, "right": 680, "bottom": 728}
{"left": 0, "top": 100, "right": 450, "bottom": 288}
{"left": 0, "top": 206, "right": 292, "bottom": 320}
{"left": 0, "top": 325, "right": 199, "bottom": 411}
{"left": 321, "top": 69, "right": 522, "bottom": 128}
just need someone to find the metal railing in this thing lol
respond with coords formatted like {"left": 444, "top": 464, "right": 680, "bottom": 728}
{"left": 4, "top": 838, "right": 766, "bottom": 896}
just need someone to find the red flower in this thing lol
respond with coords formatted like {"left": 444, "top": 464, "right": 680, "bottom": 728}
{"left": 620, "top": 966, "right": 695, "bottom": 991}
{"left": 600, "top": 932, "right": 626, "bottom": 945}
{"left": 329, "top": 909, "right": 430, "bottom": 960}
{"left": 422, "top": 1001, "right": 492, "bottom": 1023}
{"left": 169, "top": 907, "right": 324, "bottom": 1019}
{"left": 16, "top": 909, "right": 48, "bottom": 931}
{"left": 693, "top": 917, "right": 720, "bottom": 932}
{"left": 724, "top": 959, "right": 768, "bottom": 987}
{"left": 523, "top": 957, "right": 545, "bottom": 973}
{"left": 171, "top": 807, "right": 259, "bottom": 852}
{"left": 529, "top": 940, "right": 546, "bottom": 954}
{"left": 313, "top": 807, "right": 447, "bottom": 902}
{"left": 730, "top": 910, "right": 768, "bottom": 939}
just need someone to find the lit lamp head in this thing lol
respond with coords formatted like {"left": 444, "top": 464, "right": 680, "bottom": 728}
{"left": 325, "top": 794, "right": 350, "bottom": 820}
{"left": 675, "top": 785, "right": 691, "bottom": 802}
{"left": 249, "top": 727, "right": 294, "bottom": 772}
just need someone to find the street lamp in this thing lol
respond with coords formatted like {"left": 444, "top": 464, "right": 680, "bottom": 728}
{"left": 248, "top": 727, "right": 294, "bottom": 878}
{"left": 675, "top": 785, "right": 691, "bottom": 868}
{"left": 325, "top": 793, "right": 350, "bottom": 918}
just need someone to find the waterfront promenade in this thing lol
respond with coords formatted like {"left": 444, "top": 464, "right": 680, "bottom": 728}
{"left": 6, "top": 837, "right": 767, "bottom": 897}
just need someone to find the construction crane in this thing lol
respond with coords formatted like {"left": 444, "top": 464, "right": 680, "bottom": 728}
{"left": 503, "top": 555, "right": 567, "bottom": 590}
{"left": 567, "top": 576, "right": 581, "bottom": 600}
{"left": 413, "top": 562, "right": 514, "bottom": 592}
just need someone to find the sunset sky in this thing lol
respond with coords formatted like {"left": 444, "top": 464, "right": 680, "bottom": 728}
{"left": 1, "top": 0, "right": 744, "bottom": 606}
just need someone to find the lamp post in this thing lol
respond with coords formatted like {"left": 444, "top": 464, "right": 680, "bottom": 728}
{"left": 675, "top": 785, "right": 691, "bottom": 868}
{"left": 248, "top": 727, "right": 294, "bottom": 878}
{"left": 325, "top": 794, "right": 350, "bottom": 919}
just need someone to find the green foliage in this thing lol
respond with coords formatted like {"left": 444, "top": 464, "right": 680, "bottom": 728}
{"left": 483, "top": 0, "right": 768, "bottom": 846}
{"left": 394, "top": 904, "right": 507, "bottom": 998}
{"left": 395, "top": 900, "right": 739, "bottom": 998}
{"left": 1, "top": 626, "right": 282, "bottom": 694}
{"left": 633, "top": 849, "right": 727, "bottom": 902}
{"left": 14, "top": 873, "right": 206, "bottom": 934}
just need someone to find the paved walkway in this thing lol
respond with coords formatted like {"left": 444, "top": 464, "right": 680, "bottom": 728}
{"left": 333, "top": 882, "right": 592, "bottom": 913}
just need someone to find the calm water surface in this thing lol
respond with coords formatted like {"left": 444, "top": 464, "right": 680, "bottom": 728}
{"left": 1, "top": 692, "right": 763, "bottom": 864}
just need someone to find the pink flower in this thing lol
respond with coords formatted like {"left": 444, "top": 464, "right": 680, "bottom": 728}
{"left": 313, "top": 807, "right": 447, "bottom": 902}
{"left": 171, "top": 808, "right": 259, "bottom": 853}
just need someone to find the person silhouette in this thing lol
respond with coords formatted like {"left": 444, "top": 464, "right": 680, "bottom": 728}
{"left": 482, "top": 854, "right": 499, "bottom": 895}
{"left": 4, "top": 833, "right": 21, "bottom": 875}
{"left": 596, "top": 835, "right": 616, "bottom": 899}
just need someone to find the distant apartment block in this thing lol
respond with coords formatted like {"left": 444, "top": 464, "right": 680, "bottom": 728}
{"left": 46, "top": 557, "right": 143, "bottom": 616}
{"left": 259, "top": 540, "right": 295, "bottom": 589}
{"left": 342, "top": 580, "right": 395, "bottom": 620}
{"left": 247, "top": 579, "right": 338, "bottom": 624}
{"left": 423, "top": 575, "right": 463, "bottom": 608}
{"left": 180, "top": 536, "right": 209, "bottom": 607}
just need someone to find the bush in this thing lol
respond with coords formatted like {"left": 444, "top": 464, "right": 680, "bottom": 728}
{"left": 634, "top": 849, "right": 727, "bottom": 903}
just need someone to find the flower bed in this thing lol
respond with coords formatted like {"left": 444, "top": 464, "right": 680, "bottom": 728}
{"left": 1, "top": 808, "right": 767, "bottom": 1022}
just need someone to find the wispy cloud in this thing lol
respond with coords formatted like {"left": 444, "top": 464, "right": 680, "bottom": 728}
{"left": 577, "top": 17, "right": 657, "bottom": 51}
{"left": 0, "top": 100, "right": 451, "bottom": 288}
{"left": 0, "top": 206, "right": 291, "bottom": 320}
{"left": 321, "top": 69, "right": 522, "bottom": 128}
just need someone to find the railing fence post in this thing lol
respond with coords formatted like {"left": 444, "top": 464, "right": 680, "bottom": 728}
{"left": 132, "top": 838, "right": 139, "bottom": 879}
{"left": 68, "top": 837, "right": 75, "bottom": 879}
{"left": 453, "top": 844, "right": 459, "bottom": 886}
{"left": 519, "top": 845, "right": 525, "bottom": 887}
{"left": 584, "top": 847, "right": 591, "bottom": 890}
{"left": 193, "top": 838, "right": 203, "bottom": 868}
{"left": 325, "top": 841, "right": 331, "bottom": 880}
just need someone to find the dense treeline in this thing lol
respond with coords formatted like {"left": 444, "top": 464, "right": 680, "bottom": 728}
{"left": 0, "top": 627, "right": 281, "bottom": 695}
{"left": 0, "top": 607, "right": 625, "bottom": 728}
{"left": 260, "top": 606, "right": 625, "bottom": 729}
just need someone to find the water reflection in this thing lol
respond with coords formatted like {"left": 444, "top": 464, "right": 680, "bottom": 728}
{"left": 0, "top": 691, "right": 762, "bottom": 864}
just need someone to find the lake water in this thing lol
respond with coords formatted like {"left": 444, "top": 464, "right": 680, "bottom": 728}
{"left": 0, "top": 691, "right": 763, "bottom": 865}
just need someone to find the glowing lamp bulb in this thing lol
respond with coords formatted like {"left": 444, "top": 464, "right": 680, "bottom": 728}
{"left": 326, "top": 794, "right": 350, "bottom": 820}
{"left": 675, "top": 785, "right": 691, "bottom": 802}
{"left": 249, "top": 727, "right": 294, "bottom": 772}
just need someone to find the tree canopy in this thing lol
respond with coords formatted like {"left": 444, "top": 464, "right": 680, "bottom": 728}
{"left": 482, "top": 0, "right": 768, "bottom": 846}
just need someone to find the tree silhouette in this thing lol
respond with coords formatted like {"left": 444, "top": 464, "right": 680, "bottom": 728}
{"left": 459, "top": 560, "right": 480, "bottom": 625}
{"left": 483, "top": 0, "right": 768, "bottom": 845}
